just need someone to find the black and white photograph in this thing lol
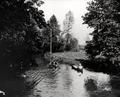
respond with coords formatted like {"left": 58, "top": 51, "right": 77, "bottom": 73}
{"left": 0, "top": 0, "right": 120, "bottom": 97}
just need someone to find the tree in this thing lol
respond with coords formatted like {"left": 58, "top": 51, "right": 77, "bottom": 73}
{"left": 64, "top": 35, "right": 79, "bottom": 51}
{"left": 62, "top": 11, "right": 74, "bottom": 51}
{"left": 48, "top": 15, "right": 61, "bottom": 36}
{"left": 46, "top": 15, "right": 62, "bottom": 52}
{"left": 62, "top": 11, "right": 74, "bottom": 35}
{"left": 70, "top": 38, "right": 79, "bottom": 51}
{"left": 82, "top": 0, "right": 120, "bottom": 65}
{"left": 25, "top": 6, "right": 47, "bottom": 55}
{"left": 0, "top": 0, "right": 47, "bottom": 71}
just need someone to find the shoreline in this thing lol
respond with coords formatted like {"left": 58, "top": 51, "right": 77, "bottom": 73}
{"left": 46, "top": 51, "right": 120, "bottom": 76}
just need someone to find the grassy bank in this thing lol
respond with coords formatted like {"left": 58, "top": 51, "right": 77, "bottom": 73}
{"left": 51, "top": 50, "right": 87, "bottom": 66}
{"left": 51, "top": 51, "right": 120, "bottom": 75}
{"left": 53, "top": 50, "right": 87, "bottom": 60}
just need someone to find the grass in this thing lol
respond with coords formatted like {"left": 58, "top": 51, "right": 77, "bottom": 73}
{"left": 53, "top": 50, "right": 87, "bottom": 60}
{"left": 52, "top": 51, "right": 120, "bottom": 75}
{"left": 51, "top": 50, "right": 88, "bottom": 65}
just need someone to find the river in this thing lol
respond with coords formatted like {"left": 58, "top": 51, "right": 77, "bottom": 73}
{"left": 1, "top": 64, "right": 120, "bottom": 97}
{"left": 23, "top": 64, "right": 120, "bottom": 97}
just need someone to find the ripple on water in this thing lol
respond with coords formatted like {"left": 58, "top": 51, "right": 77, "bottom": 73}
{"left": 24, "top": 64, "right": 118, "bottom": 97}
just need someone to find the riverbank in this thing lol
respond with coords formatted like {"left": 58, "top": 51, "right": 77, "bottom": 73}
{"left": 49, "top": 51, "right": 120, "bottom": 75}
{"left": 23, "top": 63, "right": 120, "bottom": 97}
{"left": 52, "top": 50, "right": 87, "bottom": 65}
{"left": 0, "top": 71, "right": 27, "bottom": 97}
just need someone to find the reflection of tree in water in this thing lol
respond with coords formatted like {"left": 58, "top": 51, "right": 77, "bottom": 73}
{"left": 45, "top": 68, "right": 59, "bottom": 86}
{"left": 84, "top": 78, "right": 97, "bottom": 91}
{"left": 110, "top": 76, "right": 120, "bottom": 97}
{"left": 61, "top": 65, "right": 72, "bottom": 90}
{"left": 84, "top": 78, "right": 115, "bottom": 97}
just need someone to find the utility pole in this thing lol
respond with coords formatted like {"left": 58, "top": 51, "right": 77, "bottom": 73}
{"left": 50, "top": 28, "right": 52, "bottom": 64}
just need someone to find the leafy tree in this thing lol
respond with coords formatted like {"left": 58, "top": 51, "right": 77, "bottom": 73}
{"left": 25, "top": 6, "right": 47, "bottom": 55}
{"left": 0, "top": 0, "right": 47, "bottom": 71}
{"left": 64, "top": 35, "right": 79, "bottom": 51}
{"left": 62, "top": 11, "right": 74, "bottom": 36}
{"left": 83, "top": 0, "right": 120, "bottom": 65}
{"left": 70, "top": 38, "right": 79, "bottom": 51}
{"left": 46, "top": 15, "right": 62, "bottom": 52}
{"left": 62, "top": 11, "right": 74, "bottom": 51}
{"left": 48, "top": 15, "right": 61, "bottom": 37}
{"left": 64, "top": 33, "right": 72, "bottom": 51}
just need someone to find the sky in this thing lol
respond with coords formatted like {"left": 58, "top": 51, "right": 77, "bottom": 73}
{"left": 40, "top": 0, "right": 93, "bottom": 45}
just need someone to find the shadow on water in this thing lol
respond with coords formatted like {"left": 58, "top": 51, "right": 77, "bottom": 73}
{"left": 84, "top": 78, "right": 114, "bottom": 97}
{"left": 1, "top": 58, "right": 120, "bottom": 97}
{"left": 0, "top": 55, "right": 36, "bottom": 97}
{"left": 24, "top": 64, "right": 120, "bottom": 97}
{"left": 0, "top": 63, "right": 29, "bottom": 97}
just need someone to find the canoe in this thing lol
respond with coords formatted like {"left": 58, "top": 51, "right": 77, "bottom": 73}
{"left": 72, "top": 64, "right": 83, "bottom": 73}
{"left": 48, "top": 61, "right": 58, "bottom": 68}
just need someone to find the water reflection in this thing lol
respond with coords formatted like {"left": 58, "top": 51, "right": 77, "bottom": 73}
{"left": 24, "top": 64, "right": 118, "bottom": 97}
{"left": 1, "top": 62, "right": 120, "bottom": 97}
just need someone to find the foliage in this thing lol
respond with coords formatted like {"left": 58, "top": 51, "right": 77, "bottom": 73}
{"left": 48, "top": 15, "right": 61, "bottom": 37}
{"left": 46, "top": 15, "right": 63, "bottom": 52}
{"left": 0, "top": 0, "right": 47, "bottom": 71}
{"left": 83, "top": 0, "right": 120, "bottom": 65}
{"left": 70, "top": 38, "right": 79, "bottom": 51}
{"left": 64, "top": 33, "right": 79, "bottom": 51}
{"left": 61, "top": 11, "right": 79, "bottom": 51}
{"left": 62, "top": 11, "right": 74, "bottom": 36}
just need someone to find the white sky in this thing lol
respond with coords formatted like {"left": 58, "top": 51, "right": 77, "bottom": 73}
{"left": 40, "top": 0, "right": 93, "bottom": 45}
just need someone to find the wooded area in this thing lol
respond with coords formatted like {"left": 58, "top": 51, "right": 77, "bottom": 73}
{"left": 83, "top": 0, "right": 120, "bottom": 72}
{"left": 0, "top": 0, "right": 79, "bottom": 74}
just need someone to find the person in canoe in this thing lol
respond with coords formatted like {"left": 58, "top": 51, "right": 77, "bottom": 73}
{"left": 72, "top": 63, "right": 83, "bottom": 73}
{"left": 48, "top": 60, "right": 58, "bottom": 68}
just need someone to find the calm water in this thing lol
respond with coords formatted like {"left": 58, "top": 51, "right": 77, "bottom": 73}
{"left": 23, "top": 64, "right": 120, "bottom": 97}
{"left": 1, "top": 64, "right": 120, "bottom": 97}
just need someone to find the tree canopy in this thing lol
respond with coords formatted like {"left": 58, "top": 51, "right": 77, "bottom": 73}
{"left": 61, "top": 11, "right": 79, "bottom": 51}
{"left": 83, "top": 0, "right": 120, "bottom": 65}
{"left": 62, "top": 11, "right": 74, "bottom": 37}
{"left": 46, "top": 15, "right": 63, "bottom": 52}
{"left": 0, "top": 0, "right": 47, "bottom": 71}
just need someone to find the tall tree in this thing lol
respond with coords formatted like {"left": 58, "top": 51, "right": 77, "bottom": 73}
{"left": 0, "top": 0, "right": 47, "bottom": 70}
{"left": 46, "top": 15, "right": 62, "bottom": 52}
{"left": 47, "top": 15, "right": 61, "bottom": 41}
{"left": 83, "top": 0, "right": 120, "bottom": 64}
{"left": 62, "top": 11, "right": 74, "bottom": 37}
{"left": 70, "top": 38, "right": 79, "bottom": 51}
{"left": 62, "top": 11, "right": 74, "bottom": 51}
